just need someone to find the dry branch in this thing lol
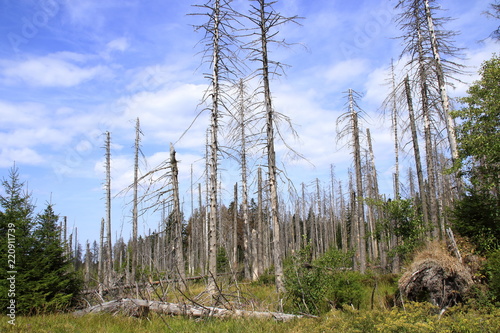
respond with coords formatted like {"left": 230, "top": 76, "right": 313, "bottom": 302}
{"left": 74, "top": 298, "right": 303, "bottom": 322}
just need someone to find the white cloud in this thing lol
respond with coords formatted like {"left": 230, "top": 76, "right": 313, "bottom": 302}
{"left": 0, "top": 53, "right": 106, "bottom": 87}
{"left": 0, "top": 148, "right": 44, "bottom": 167}
{"left": 0, "top": 101, "right": 46, "bottom": 127}
{"left": 107, "top": 37, "right": 129, "bottom": 52}
{"left": 323, "top": 58, "right": 370, "bottom": 86}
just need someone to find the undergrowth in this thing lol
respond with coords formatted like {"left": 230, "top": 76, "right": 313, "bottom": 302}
{"left": 2, "top": 302, "right": 499, "bottom": 333}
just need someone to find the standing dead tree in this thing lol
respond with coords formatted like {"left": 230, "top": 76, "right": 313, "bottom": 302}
{"left": 169, "top": 144, "right": 186, "bottom": 290}
{"left": 103, "top": 131, "right": 113, "bottom": 286}
{"left": 192, "top": 0, "right": 242, "bottom": 295}
{"left": 244, "top": 0, "right": 301, "bottom": 293}
{"left": 336, "top": 89, "right": 367, "bottom": 273}
{"left": 226, "top": 78, "right": 259, "bottom": 280}
{"left": 131, "top": 118, "right": 143, "bottom": 284}
{"left": 395, "top": 0, "right": 466, "bottom": 237}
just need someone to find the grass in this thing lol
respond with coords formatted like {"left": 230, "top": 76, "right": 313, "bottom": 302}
{"left": 0, "top": 313, "right": 298, "bottom": 333}
{"left": 2, "top": 271, "right": 499, "bottom": 333}
{"left": 2, "top": 303, "right": 499, "bottom": 333}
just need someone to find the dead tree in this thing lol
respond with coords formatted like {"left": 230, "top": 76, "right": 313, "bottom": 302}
{"left": 131, "top": 118, "right": 143, "bottom": 283}
{"left": 170, "top": 144, "right": 186, "bottom": 289}
{"left": 404, "top": 75, "right": 430, "bottom": 231}
{"left": 336, "top": 89, "right": 367, "bottom": 273}
{"left": 104, "top": 131, "right": 113, "bottom": 285}
{"left": 192, "top": 0, "right": 241, "bottom": 294}
{"left": 228, "top": 79, "right": 256, "bottom": 280}
{"left": 395, "top": 0, "right": 466, "bottom": 231}
{"left": 244, "top": 0, "right": 301, "bottom": 293}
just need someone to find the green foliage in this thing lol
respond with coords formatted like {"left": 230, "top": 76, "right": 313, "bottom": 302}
{"left": 452, "top": 189, "right": 500, "bottom": 253}
{"left": 453, "top": 55, "right": 500, "bottom": 192}
{"left": 255, "top": 266, "right": 275, "bottom": 285}
{"left": 294, "top": 302, "right": 500, "bottom": 333}
{"left": 5, "top": 303, "right": 500, "bottom": 333}
{"left": 484, "top": 249, "right": 500, "bottom": 302}
{"left": 0, "top": 166, "right": 81, "bottom": 315}
{"left": 451, "top": 55, "right": 500, "bottom": 254}
{"left": 216, "top": 246, "right": 229, "bottom": 273}
{"left": 375, "top": 198, "right": 427, "bottom": 262}
{"left": 28, "top": 204, "right": 82, "bottom": 312}
{"left": 284, "top": 245, "right": 367, "bottom": 315}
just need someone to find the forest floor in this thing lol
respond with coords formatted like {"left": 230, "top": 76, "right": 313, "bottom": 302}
{"left": 2, "top": 303, "right": 500, "bottom": 333}
{"left": 2, "top": 280, "right": 499, "bottom": 333}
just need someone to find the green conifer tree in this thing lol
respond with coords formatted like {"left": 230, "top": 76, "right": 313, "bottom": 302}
{"left": 29, "top": 204, "right": 81, "bottom": 312}
{"left": 0, "top": 166, "right": 36, "bottom": 314}
{"left": 1, "top": 166, "right": 81, "bottom": 314}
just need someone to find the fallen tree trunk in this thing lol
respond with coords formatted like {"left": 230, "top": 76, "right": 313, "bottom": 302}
{"left": 74, "top": 298, "right": 303, "bottom": 322}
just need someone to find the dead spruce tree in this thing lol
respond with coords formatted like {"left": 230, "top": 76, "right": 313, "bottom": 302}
{"left": 395, "top": 0, "right": 465, "bottom": 217}
{"left": 192, "top": 0, "right": 241, "bottom": 294}
{"left": 103, "top": 131, "right": 113, "bottom": 285}
{"left": 169, "top": 144, "right": 186, "bottom": 289}
{"left": 336, "top": 89, "right": 367, "bottom": 273}
{"left": 131, "top": 118, "right": 143, "bottom": 283}
{"left": 404, "top": 75, "right": 430, "bottom": 231}
{"left": 226, "top": 78, "right": 258, "bottom": 280}
{"left": 382, "top": 59, "right": 402, "bottom": 199}
{"left": 244, "top": 0, "right": 301, "bottom": 293}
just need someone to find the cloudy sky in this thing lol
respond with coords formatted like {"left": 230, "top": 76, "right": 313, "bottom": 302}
{"left": 0, "top": 0, "right": 497, "bottom": 245}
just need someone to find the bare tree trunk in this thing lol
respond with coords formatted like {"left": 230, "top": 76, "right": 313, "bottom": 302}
{"left": 199, "top": 183, "right": 206, "bottom": 275}
{"left": 104, "top": 131, "right": 113, "bottom": 285}
{"left": 423, "top": 0, "right": 458, "bottom": 165}
{"left": 390, "top": 60, "right": 401, "bottom": 199}
{"left": 301, "top": 183, "right": 308, "bottom": 243}
{"left": 256, "top": 167, "right": 264, "bottom": 278}
{"left": 415, "top": 18, "right": 440, "bottom": 238}
{"left": 366, "top": 128, "right": 379, "bottom": 261}
{"left": 330, "top": 165, "right": 338, "bottom": 249}
{"left": 131, "top": 118, "right": 141, "bottom": 283}
{"left": 170, "top": 144, "right": 186, "bottom": 289}
{"left": 421, "top": 83, "right": 440, "bottom": 238}
{"left": 349, "top": 89, "right": 366, "bottom": 274}
{"left": 263, "top": 32, "right": 285, "bottom": 293}
{"left": 85, "top": 241, "right": 91, "bottom": 284}
{"left": 234, "top": 79, "right": 252, "bottom": 280}
{"left": 338, "top": 181, "right": 348, "bottom": 252}
{"left": 247, "top": 0, "right": 300, "bottom": 293}
{"left": 404, "top": 76, "right": 430, "bottom": 231}
{"left": 98, "top": 217, "right": 105, "bottom": 296}
{"left": 232, "top": 183, "right": 238, "bottom": 272}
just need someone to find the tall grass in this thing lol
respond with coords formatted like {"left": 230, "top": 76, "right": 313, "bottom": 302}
{"left": 0, "top": 313, "right": 297, "bottom": 333}
{"left": 2, "top": 303, "right": 499, "bottom": 333}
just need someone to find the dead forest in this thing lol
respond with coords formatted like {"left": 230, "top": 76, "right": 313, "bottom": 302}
{"left": 64, "top": 0, "right": 482, "bottom": 308}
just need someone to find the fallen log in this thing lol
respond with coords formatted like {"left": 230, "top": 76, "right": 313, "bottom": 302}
{"left": 74, "top": 298, "right": 303, "bottom": 322}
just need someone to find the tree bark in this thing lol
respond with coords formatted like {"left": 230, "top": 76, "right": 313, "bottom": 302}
{"left": 170, "top": 144, "right": 186, "bottom": 289}
{"left": 75, "top": 298, "right": 304, "bottom": 321}
{"left": 104, "top": 131, "right": 113, "bottom": 285}
{"left": 404, "top": 76, "right": 430, "bottom": 231}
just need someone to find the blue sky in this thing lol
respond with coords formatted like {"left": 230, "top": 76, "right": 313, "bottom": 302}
{"left": 0, "top": 0, "right": 497, "bottom": 245}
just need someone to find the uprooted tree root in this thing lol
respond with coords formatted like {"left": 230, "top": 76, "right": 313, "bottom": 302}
{"left": 399, "top": 242, "right": 473, "bottom": 309}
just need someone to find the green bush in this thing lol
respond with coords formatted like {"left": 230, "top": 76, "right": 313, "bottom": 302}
{"left": 452, "top": 190, "right": 500, "bottom": 253}
{"left": 284, "top": 245, "right": 367, "bottom": 315}
{"left": 484, "top": 249, "right": 500, "bottom": 302}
